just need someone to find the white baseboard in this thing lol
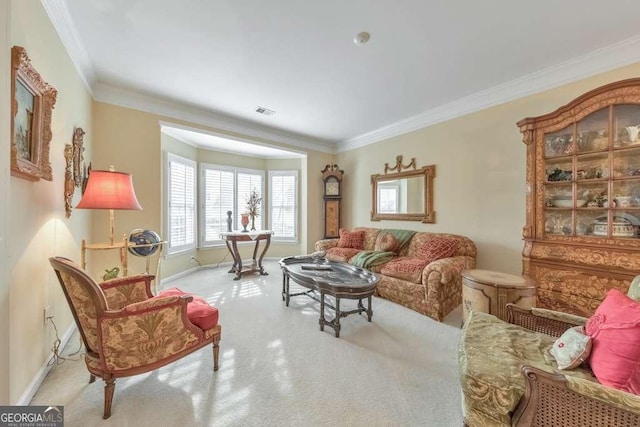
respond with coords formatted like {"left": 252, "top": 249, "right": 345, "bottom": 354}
{"left": 160, "top": 266, "right": 201, "bottom": 286}
{"left": 161, "top": 257, "right": 286, "bottom": 286}
{"left": 17, "top": 323, "right": 78, "bottom": 405}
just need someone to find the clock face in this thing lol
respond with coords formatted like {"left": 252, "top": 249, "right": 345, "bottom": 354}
{"left": 325, "top": 177, "right": 340, "bottom": 196}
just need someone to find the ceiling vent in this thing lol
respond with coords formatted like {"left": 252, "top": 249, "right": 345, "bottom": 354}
{"left": 255, "top": 106, "right": 276, "bottom": 116}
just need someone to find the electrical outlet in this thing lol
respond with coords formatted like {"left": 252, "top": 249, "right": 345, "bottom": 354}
{"left": 43, "top": 305, "right": 51, "bottom": 325}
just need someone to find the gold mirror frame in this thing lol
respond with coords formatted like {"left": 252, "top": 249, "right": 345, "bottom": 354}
{"left": 371, "top": 155, "right": 435, "bottom": 223}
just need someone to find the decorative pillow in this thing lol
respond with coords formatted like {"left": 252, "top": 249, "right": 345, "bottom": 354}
{"left": 375, "top": 232, "right": 399, "bottom": 252}
{"left": 585, "top": 289, "right": 640, "bottom": 394}
{"left": 416, "top": 237, "right": 459, "bottom": 262}
{"left": 549, "top": 326, "right": 592, "bottom": 369}
{"left": 159, "top": 287, "right": 219, "bottom": 330}
{"left": 337, "top": 229, "right": 365, "bottom": 249}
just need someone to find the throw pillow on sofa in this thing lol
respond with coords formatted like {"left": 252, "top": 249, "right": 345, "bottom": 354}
{"left": 416, "top": 237, "right": 459, "bottom": 262}
{"left": 549, "top": 325, "right": 592, "bottom": 370}
{"left": 375, "top": 232, "right": 399, "bottom": 252}
{"left": 585, "top": 288, "right": 640, "bottom": 394}
{"left": 337, "top": 228, "right": 365, "bottom": 249}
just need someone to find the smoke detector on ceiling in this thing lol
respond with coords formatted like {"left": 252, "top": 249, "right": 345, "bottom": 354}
{"left": 353, "top": 32, "right": 370, "bottom": 46}
{"left": 255, "top": 106, "right": 276, "bottom": 116}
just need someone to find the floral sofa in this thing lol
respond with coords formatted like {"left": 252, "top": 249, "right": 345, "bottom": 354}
{"left": 314, "top": 227, "right": 477, "bottom": 321}
{"left": 459, "top": 299, "right": 640, "bottom": 426}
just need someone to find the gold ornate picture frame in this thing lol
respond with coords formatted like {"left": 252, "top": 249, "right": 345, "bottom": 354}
{"left": 10, "top": 46, "right": 57, "bottom": 181}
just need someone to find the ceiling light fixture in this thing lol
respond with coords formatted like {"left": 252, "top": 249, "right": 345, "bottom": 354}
{"left": 353, "top": 32, "right": 370, "bottom": 46}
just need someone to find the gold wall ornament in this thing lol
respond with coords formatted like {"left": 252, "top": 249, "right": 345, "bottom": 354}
{"left": 10, "top": 46, "right": 57, "bottom": 181}
{"left": 63, "top": 127, "right": 87, "bottom": 217}
{"left": 72, "top": 127, "right": 85, "bottom": 187}
{"left": 384, "top": 155, "right": 416, "bottom": 174}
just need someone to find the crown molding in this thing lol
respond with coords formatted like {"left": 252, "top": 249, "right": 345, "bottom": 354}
{"left": 40, "top": 0, "right": 96, "bottom": 93}
{"left": 339, "top": 35, "right": 640, "bottom": 152}
{"left": 93, "top": 82, "right": 336, "bottom": 154}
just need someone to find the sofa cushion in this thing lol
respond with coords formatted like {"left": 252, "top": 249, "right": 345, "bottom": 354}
{"left": 158, "top": 287, "right": 219, "bottom": 330}
{"left": 416, "top": 237, "right": 459, "bottom": 262}
{"left": 550, "top": 326, "right": 592, "bottom": 370}
{"left": 375, "top": 231, "right": 399, "bottom": 252}
{"left": 337, "top": 228, "right": 365, "bottom": 249}
{"left": 585, "top": 289, "right": 640, "bottom": 394}
{"left": 325, "top": 247, "right": 362, "bottom": 263}
{"left": 380, "top": 257, "right": 429, "bottom": 284}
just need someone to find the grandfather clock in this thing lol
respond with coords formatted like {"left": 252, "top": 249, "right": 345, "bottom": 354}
{"left": 321, "top": 164, "right": 343, "bottom": 239}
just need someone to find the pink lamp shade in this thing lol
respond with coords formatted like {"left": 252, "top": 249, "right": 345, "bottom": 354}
{"left": 76, "top": 170, "right": 142, "bottom": 210}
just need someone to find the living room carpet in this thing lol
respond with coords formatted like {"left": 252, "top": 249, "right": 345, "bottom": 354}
{"left": 31, "top": 260, "right": 464, "bottom": 426}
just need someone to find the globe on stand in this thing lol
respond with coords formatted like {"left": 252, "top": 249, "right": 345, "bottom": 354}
{"left": 128, "top": 229, "right": 161, "bottom": 257}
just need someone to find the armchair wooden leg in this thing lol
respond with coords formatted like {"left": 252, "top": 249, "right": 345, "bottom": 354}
{"left": 213, "top": 340, "right": 220, "bottom": 372}
{"left": 103, "top": 377, "right": 116, "bottom": 419}
{"left": 89, "top": 374, "right": 96, "bottom": 383}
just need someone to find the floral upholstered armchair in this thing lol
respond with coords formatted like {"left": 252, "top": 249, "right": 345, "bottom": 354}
{"left": 49, "top": 257, "right": 222, "bottom": 419}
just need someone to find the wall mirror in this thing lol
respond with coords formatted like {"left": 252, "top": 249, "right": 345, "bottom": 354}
{"left": 371, "top": 155, "right": 435, "bottom": 223}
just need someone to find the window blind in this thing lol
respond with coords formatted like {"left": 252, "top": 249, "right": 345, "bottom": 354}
{"left": 269, "top": 171, "right": 297, "bottom": 240}
{"left": 236, "top": 171, "right": 264, "bottom": 229}
{"left": 167, "top": 154, "right": 196, "bottom": 254}
{"left": 202, "top": 167, "right": 234, "bottom": 244}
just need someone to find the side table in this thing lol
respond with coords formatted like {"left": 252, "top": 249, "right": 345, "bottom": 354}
{"left": 461, "top": 269, "right": 536, "bottom": 322}
{"left": 221, "top": 230, "right": 273, "bottom": 280}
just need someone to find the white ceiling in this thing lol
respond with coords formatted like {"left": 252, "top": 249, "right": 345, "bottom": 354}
{"left": 161, "top": 123, "right": 305, "bottom": 159}
{"left": 47, "top": 0, "right": 640, "bottom": 152}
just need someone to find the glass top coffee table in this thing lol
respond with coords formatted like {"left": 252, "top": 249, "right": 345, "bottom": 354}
{"left": 279, "top": 256, "right": 380, "bottom": 338}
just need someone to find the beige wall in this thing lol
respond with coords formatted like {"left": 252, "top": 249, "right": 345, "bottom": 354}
{"left": 93, "top": 103, "right": 333, "bottom": 281}
{"left": 8, "top": 0, "right": 93, "bottom": 403}
{"left": 0, "top": 0, "right": 10, "bottom": 405}
{"left": 338, "top": 62, "right": 640, "bottom": 274}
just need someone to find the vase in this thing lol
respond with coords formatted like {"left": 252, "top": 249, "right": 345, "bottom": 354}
{"left": 241, "top": 213, "right": 249, "bottom": 232}
{"left": 250, "top": 214, "right": 256, "bottom": 231}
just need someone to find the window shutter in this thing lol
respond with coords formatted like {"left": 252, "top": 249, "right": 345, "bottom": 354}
{"left": 236, "top": 171, "right": 264, "bottom": 228}
{"left": 269, "top": 171, "right": 297, "bottom": 240}
{"left": 167, "top": 154, "right": 196, "bottom": 254}
{"left": 202, "top": 167, "right": 234, "bottom": 243}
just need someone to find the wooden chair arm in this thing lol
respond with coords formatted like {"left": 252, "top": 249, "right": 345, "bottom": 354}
{"left": 506, "top": 304, "right": 577, "bottom": 338}
{"left": 99, "top": 274, "right": 155, "bottom": 310}
{"left": 512, "top": 366, "right": 640, "bottom": 426}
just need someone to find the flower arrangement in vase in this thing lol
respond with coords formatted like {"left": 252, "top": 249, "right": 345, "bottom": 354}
{"left": 246, "top": 189, "right": 262, "bottom": 231}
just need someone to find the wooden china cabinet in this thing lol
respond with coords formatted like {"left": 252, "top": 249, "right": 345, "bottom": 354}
{"left": 517, "top": 78, "right": 640, "bottom": 316}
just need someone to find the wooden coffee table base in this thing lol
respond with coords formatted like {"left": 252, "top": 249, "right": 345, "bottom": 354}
{"left": 279, "top": 257, "right": 379, "bottom": 338}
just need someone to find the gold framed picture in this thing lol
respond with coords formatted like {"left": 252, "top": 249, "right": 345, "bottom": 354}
{"left": 10, "top": 46, "right": 57, "bottom": 181}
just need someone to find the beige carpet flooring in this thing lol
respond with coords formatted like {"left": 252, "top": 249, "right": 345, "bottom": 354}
{"left": 31, "top": 260, "right": 464, "bottom": 426}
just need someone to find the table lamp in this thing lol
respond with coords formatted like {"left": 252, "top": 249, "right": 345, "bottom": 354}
{"left": 76, "top": 167, "right": 143, "bottom": 244}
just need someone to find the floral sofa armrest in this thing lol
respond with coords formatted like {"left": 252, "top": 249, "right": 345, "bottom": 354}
{"left": 422, "top": 255, "right": 476, "bottom": 321}
{"left": 513, "top": 366, "right": 640, "bottom": 425}
{"left": 99, "top": 274, "right": 155, "bottom": 310}
{"left": 315, "top": 238, "right": 339, "bottom": 252}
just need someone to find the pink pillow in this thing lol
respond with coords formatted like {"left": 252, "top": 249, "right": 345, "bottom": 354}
{"left": 416, "top": 237, "right": 459, "bottom": 262}
{"left": 337, "top": 229, "right": 365, "bottom": 249}
{"left": 585, "top": 289, "right": 640, "bottom": 394}
{"left": 160, "top": 287, "right": 219, "bottom": 330}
